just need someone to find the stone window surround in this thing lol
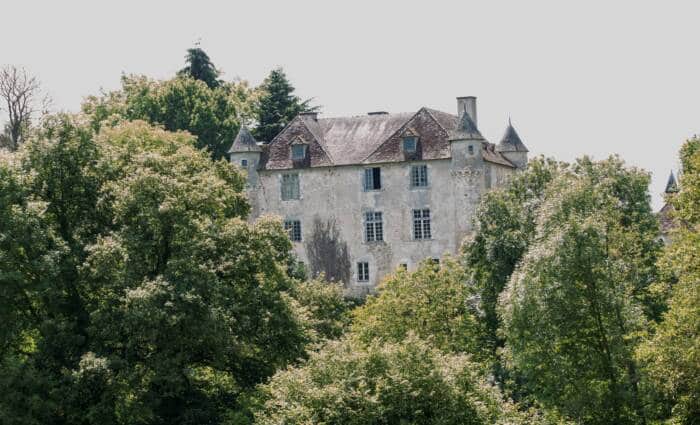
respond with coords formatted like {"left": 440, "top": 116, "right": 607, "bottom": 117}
{"left": 412, "top": 208, "right": 432, "bottom": 240}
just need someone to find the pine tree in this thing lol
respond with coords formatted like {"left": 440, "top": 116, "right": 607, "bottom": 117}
{"left": 254, "top": 68, "right": 317, "bottom": 142}
{"left": 178, "top": 46, "right": 221, "bottom": 88}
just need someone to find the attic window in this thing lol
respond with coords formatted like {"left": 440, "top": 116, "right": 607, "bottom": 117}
{"left": 291, "top": 144, "right": 307, "bottom": 160}
{"left": 403, "top": 136, "right": 417, "bottom": 153}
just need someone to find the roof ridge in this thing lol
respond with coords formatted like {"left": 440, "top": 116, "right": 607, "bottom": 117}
{"left": 360, "top": 107, "right": 427, "bottom": 163}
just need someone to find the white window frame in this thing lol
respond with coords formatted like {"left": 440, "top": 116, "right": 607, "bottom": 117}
{"left": 410, "top": 164, "right": 429, "bottom": 188}
{"left": 363, "top": 167, "right": 382, "bottom": 191}
{"left": 413, "top": 208, "right": 432, "bottom": 240}
{"left": 364, "top": 211, "right": 383, "bottom": 242}
{"left": 281, "top": 173, "right": 300, "bottom": 200}
{"left": 284, "top": 219, "right": 302, "bottom": 242}
{"left": 357, "top": 261, "right": 370, "bottom": 282}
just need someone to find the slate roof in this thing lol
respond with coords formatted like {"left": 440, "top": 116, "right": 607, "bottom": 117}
{"left": 259, "top": 107, "right": 521, "bottom": 170}
{"left": 496, "top": 120, "right": 528, "bottom": 153}
{"left": 665, "top": 171, "right": 679, "bottom": 193}
{"left": 228, "top": 126, "right": 262, "bottom": 153}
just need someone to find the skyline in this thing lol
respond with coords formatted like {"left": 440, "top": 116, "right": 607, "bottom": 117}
{"left": 2, "top": 0, "right": 699, "bottom": 209}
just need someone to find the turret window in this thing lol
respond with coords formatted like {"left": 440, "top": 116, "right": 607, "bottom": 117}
{"left": 241, "top": 159, "right": 248, "bottom": 167}
{"left": 468, "top": 145, "right": 474, "bottom": 155}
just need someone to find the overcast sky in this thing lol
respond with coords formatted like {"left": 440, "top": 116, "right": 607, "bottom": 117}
{"left": 2, "top": 0, "right": 698, "bottom": 209}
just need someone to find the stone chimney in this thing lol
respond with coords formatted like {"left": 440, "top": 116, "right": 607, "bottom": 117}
{"left": 456, "top": 96, "right": 477, "bottom": 126}
{"left": 300, "top": 111, "right": 318, "bottom": 121}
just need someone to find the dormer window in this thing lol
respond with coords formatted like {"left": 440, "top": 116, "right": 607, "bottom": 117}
{"left": 403, "top": 136, "right": 417, "bottom": 153}
{"left": 291, "top": 144, "right": 307, "bottom": 160}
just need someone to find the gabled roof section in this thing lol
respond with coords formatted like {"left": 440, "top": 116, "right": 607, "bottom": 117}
{"left": 448, "top": 110, "right": 483, "bottom": 140}
{"left": 665, "top": 171, "right": 679, "bottom": 194}
{"left": 496, "top": 120, "right": 528, "bottom": 153}
{"left": 262, "top": 116, "right": 333, "bottom": 170}
{"left": 228, "top": 126, "right": 262, "bottom": 153}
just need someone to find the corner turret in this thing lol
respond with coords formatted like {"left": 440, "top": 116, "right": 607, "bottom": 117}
{"left": 228, "top": 126, "right": 262, "bottom": 186}
{"left": 449, "top": 96, "right": 484, "bottom": 169}
{"left": 496, "top": 119, "right": 528, "bottom": 169}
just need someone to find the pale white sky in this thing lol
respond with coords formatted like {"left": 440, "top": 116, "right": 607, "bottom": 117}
{"left": 2, "top": 0, "right": 698, "bottom": 209}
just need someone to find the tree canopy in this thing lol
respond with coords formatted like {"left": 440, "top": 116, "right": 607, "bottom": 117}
{"left": 253, "top": 68, "right": 317, "bottom": 143}
{"left": 178, "top": 46, "right": 222, "bottom": 89}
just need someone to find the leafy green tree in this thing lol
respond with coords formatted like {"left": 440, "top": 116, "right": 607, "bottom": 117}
{"left": 498, "top": 157, "right": 661, "bottom": 424}
{"left": 0, "top": 116, "right": 309, "bottom": 424}
{"left": 177, "top": 46, "right": 221, "bottom": 89}
{"left": 352, "top": 257, "right": 490, "bottom": 362}
{"left": 636, "top": 137, "right": 700, "bottom": 424}
{"left": 255, "top": 334, "right": 562, "bottom": 425}
{"left": 289, "top": 279, "right": 353, "bottom": 343}
{"left": 462, "top": 157, "right": 565, "bottom": 357}
{"left": 253, "top": 68, "right": 317, "bottom": 143}
{"left": 82, "top": 74, "right": 256, "bottom": 160}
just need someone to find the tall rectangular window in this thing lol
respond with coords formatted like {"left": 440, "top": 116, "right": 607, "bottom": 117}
{"left": 284, "top": 219, "right": 302, "bottom": 242}
{"left": 281, "top": 173, "right": 300, "bottom": 200}
{"left": 413, "top": 208, "right": 432, "bottom": 240}
{"left": 363, "top": 167, "right": 381, "bottom": 191}
{"left": 410, "top": 165, "right": 428, "bottom": 187}
{"left": 357, "top": 262, "right": 369, "bottom": 282}
{"left": 365, "top": 211, "right": 383, "bottom": 242}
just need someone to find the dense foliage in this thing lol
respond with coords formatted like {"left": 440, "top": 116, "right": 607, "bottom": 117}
{"left": 82, "top": 75, "right": 256, "bottom": 160}
{"left": 253, "top": 68, "right": 317, "bottom": 143}
{"left": 178, "top": 46, "right": 222, "bottom": 89}
{"left": 256, "top": 334, "right": 558, "bottom": 425}
{"left": 0, "top": 117, "right": 329, "bottom": 424}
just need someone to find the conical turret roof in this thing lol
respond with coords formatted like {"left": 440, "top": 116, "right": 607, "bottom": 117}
{"left": 228, "top": 126, "right": 262, "bottom": 153}
{"left": 665, "top": 171, "right": 679, "bottom": 194}
{"left": 496, "top": 120, "right": 528, "bottom": 153}
{"left": 449, "top": 110, "right": 483, "bottom": 140}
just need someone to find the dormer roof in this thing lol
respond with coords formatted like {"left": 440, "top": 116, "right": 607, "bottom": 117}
{"left": 228, "top": 126, "right": 262, "bottom": 153}
{"left": 496, "top": 120, "right": 528, "bottom": 153}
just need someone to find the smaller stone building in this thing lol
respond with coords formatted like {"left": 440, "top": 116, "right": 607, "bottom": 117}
{"left": 229, "top": 96, "right": 529, "bottom": 295}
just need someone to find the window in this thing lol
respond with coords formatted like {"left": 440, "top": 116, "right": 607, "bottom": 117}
{"left": 365, "top": 211, "right": 383, "bottom": 242}
{"left": 468, "top": 144, "right": 474, "bottom": 155}
{"left": 357, "top": 262, "right": 369, "bottom": 282}
{"left": 284, "top": 219, "right": 302, "bottom": 242}
{"left": 410, "top": 165, "right": 429, "bottom": 187}
{"left": 413, "top": 208, "right": 432, "bottom": 240}
{"left": 291, "top": 144, "right": 307, "bottom": 160}
{"left": 399, "top": 263, "right": 408, "bottom": 271}
{"left": 403, "top": 136, "right": 417, "bottom": 153}
{"left": 363, "top": 167, "right": 381, "bottom": 191}
{"left": 281, "top": 173, "right": 300, "bottom": 200}
{"left": 241, "top": 159, "right": 248, "bottom": 167}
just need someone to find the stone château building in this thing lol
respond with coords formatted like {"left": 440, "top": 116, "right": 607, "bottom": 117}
{"left": 229, "top": 96, "right": 529, "bottom": 295}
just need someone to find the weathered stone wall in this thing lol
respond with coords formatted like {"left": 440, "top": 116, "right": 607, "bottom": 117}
{"left": 246, "top": 155, "right": 516, "bottom": 296}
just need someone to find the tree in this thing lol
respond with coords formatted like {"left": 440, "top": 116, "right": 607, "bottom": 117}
{"left": 254, "top": 334, "right": 560, "bottom": 425}
{"left": 0, "top": 116, "right": 311, "bottom": 424}
{"left": 352, "top": 257, "right": 490, "bottom": 362}
{"left": 82, "top": 75, "right": 256, "bottom": 160}
{"left": 305, "top": 216, "right": 351, "bottom": 284}
{"left": 498, "top": 157, "right": 661, "bottom": 424}
{"left": 636, "top": 137, "right": 700, "bottom": 424}
{"left": 0, "top": 65, "right": 49, "bottom": 150}
{"left": 462, "top": 157, "right": 565, "bottom": 358}
{"left": 177, "top": 46, "right": 221, "bottom": 89}
{"left": 253, "top": 67, "right": 317, "bottom": 143}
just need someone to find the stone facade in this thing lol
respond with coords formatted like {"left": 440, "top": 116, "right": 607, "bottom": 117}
{"left": 229, "top": 97, "right": 529, "bottom": 295}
